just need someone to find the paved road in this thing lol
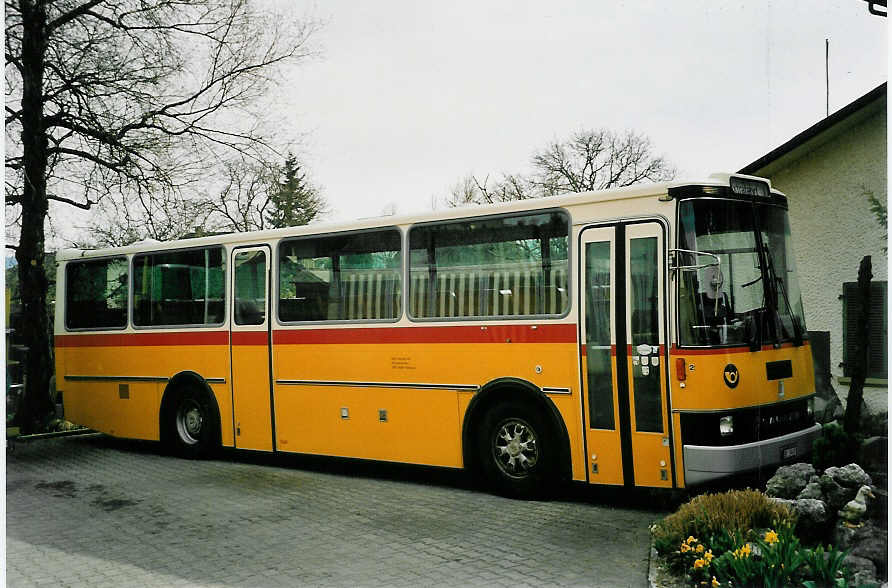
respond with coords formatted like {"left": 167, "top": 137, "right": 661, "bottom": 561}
{"left": 7, "top": 434, "right": 664, "bottom": 587}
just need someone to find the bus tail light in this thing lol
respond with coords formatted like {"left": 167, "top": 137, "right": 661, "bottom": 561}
{"left": 719, "top": 415, "right": 734, "bottom": 437}
{"left": 675, "top": 358, "right": 687, "bottom": 381}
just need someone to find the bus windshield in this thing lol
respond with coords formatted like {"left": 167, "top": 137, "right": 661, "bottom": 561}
{"left": 677, "top": 198, "right": 806, "bottom": 347}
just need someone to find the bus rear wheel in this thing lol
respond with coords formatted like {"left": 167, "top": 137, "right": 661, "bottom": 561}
{"left": 476, "top": 400, "right": 556, "bottom": 499}
{"left": 165, "top": 386, "right": 219, "bottom": 459}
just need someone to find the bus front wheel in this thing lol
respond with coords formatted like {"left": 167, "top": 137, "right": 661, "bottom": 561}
{"left": 165, "top": 386, "right": 219, "bottom": 459}
{"left": 476, "top": 400, "right": 556, "bottom": 499}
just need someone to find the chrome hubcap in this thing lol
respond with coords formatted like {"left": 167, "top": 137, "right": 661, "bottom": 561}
{"left": 176, "top": 400, "right": 203, "bottom": 445}
{"left": 493, "top": 418, "right": 538, "bottom": 478}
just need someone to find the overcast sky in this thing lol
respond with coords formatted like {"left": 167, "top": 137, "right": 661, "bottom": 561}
{"left": 272, "top": 0, "right": 887, "bottom": 222}
{"left": 36, "top": 0, "right": 887, "bottom": 247}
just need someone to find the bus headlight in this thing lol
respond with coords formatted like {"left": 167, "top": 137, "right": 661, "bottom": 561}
{"left": 807, "top": 397, "right": 815, "bottom": 417}
{"left": 719, "top": 415, "right": 734, "bottom": 437}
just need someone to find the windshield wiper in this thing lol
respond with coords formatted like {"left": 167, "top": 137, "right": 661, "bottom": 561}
{"left": 774, "top": 269, "right": 804, "bottom": 346}
{"left": 764, "top": 249, "right": 804, "bottom": 346}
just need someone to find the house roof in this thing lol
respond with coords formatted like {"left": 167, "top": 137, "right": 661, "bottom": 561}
{"left": 739, "top": 82, "right": 887, "bottom": 177}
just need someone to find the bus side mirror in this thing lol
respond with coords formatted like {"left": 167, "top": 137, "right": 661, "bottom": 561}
{"left": 669, "top": 249, "right": 721, "bottom": 272}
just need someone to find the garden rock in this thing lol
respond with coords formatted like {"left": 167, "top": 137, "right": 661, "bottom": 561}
{"left": 815, "top": 395, "right": 844, "bottom": 424}
{"left": 853, "top": 523, "right": 889, "bottom": 578}
{"left": 770, "top": 497, "right": 830, "bottom": 543}
{"left": 871, "top": 486, "right": 887, "bottom": 524}
{"left": 765, "top": 462, "right": 816, "bottom": 498}
{"left": 833, "top": 517, "right": 857, "bottom": 548}
{"left": 815, "top": 394, "right": 846, "bottom": 425}
{"left": 797, "top": 478, "right": 824, "bottom": 500}
{"left": 860, "top": 404, "right": 888, "bottom": 438}
{"left": 844, "top": 554, "right": 879, "bottom": 586}
{"left": 820, "top": 473, "right": 859, "bottom": 511}
{"left": 825, "top": 463, "right": 873, "bottom": 489}
{"left": 859, "top": 436, "right": 888, "bottom": 474}
{"left": 834, "top": 520, "right": 888, "bottom": 579}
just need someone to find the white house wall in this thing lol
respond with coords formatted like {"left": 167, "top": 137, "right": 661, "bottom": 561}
{"left": 765, "top": 107, "right": 887, "bottom": 410}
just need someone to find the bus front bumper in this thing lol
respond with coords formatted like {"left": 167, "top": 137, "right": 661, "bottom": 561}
{"left": 683, "top": 423, "right": 822, "bottom": 486}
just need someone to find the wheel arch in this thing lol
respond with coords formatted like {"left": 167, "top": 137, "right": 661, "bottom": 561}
{"left": 159, "top": 370, "right": 222, "bottom": 446}
{"left": 461, "top": 377, "right": 572, "bottom": 482}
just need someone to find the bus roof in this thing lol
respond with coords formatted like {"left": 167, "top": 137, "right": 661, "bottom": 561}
{"left": 56, "top": 173, "right": 773, "bottom": 261}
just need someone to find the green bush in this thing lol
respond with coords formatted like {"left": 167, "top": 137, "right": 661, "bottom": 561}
{"left": 652, "top": 489, "right": 795, "bottom": 557}
{"left": 812, "top": 422, "right": 859, "bottom": 470}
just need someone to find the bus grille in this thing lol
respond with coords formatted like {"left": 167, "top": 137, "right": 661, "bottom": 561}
{"left": 680, "top": 398, "right": 814, "bottom": 447}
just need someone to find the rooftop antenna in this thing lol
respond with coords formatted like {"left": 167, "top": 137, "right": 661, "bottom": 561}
{"left": 825, "top": 38, "right": 829, "bottom": 118}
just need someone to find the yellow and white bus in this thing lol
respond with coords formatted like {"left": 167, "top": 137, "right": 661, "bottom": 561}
{"left": 55, "top": 173, "right": 821, "bottom": 497}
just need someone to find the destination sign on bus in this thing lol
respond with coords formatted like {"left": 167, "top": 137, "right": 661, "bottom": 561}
{"left": 729, "top": 176, "right": 771, "bottom": 199}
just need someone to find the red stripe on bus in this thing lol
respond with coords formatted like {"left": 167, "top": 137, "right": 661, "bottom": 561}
{"left": 231, "top": 331, "right": 269, "bottom": 346}
{"left": 55, "top": 331, "right": 229, "bottom": 347}
{"left": 273, "top": 324, "right": 578, "bottom": 345}
{"left": 55, "top": 324, "right": 578, "bottom": 347}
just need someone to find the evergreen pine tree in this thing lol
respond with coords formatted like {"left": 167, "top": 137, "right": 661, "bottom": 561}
{"left": 265, "top": 154, "right": 326, "bottom": 228}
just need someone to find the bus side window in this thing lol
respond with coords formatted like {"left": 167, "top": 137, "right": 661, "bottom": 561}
{"left": 279, "top": 229, "right": 402, "bottom": 323}
{"left": 132, "top": 247, "right": 226, "bottom": 327}
{"left": 234, "top": 250, "right": 266, "bottom": 326}
{"left": 408, "top": 211, "right": 570, "bottom": 320}
{"left": 65, "top": 257, "right": 129, "bottom": 330}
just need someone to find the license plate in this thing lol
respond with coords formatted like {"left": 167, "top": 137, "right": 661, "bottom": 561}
{"left": 782, "top": 445, "right": 797, "bottom": 460}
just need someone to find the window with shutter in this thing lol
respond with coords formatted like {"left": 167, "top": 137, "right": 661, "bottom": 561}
{"left": 842, "top": 281, "right": 887, "bottom": 380}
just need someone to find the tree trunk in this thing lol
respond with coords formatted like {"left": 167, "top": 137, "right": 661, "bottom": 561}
{"left": 843, "top": 255, "right": 872, "bottom": 436}
{"left": 15, "top": 0, "right": 54, "bottom": 433}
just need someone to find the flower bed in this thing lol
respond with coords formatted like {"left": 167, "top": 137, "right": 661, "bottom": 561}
{"left": 651, "top": 490, "right": 857, "bottom": 587}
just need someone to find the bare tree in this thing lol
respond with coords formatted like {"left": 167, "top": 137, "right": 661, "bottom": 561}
{"left": 86, "top": 190, "right": 215, "bottom": 247}
{"left": 446, "top": 128, "right": 675, "bottom": 207}
{"left": 445, "top": 173, "right": 533, "bottom": 207}
{"left": 206, "top": 158, "right": 277, "bottom": 233}
{"left": 88, "top": 153, "right": 328, "bottom": 243}
{"left": 531, "top": 129, "right": 675, "bottom": 195}
{"left": 5, "top": 0, "right": 319, "bottom": 432}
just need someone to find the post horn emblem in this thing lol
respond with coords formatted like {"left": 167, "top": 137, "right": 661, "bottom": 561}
{"left": 723, "top": 364, "right": 740, "bottom": 389}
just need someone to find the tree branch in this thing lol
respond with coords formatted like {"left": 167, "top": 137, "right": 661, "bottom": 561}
{"left": 47, "top": 193, "right": 96, "bottom": 210}
{"left": 47, "top": 0, "right": 106, "bottom": 33}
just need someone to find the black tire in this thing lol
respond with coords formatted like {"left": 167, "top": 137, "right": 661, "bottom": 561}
{"left": 165, "top": 386, "right": 219, "bottom": 459}
{"left": 475, "top": 400, "right": 558, "bottom": 499}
